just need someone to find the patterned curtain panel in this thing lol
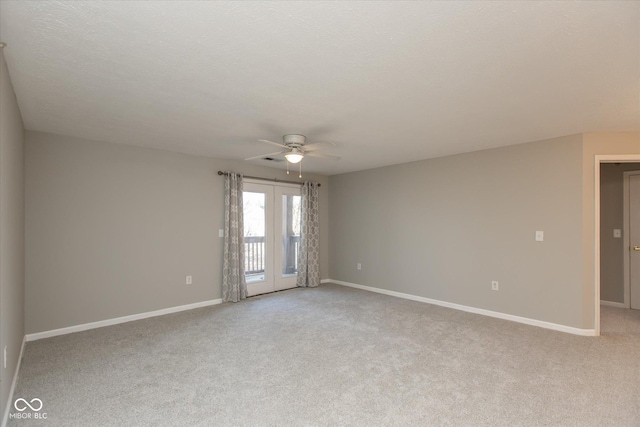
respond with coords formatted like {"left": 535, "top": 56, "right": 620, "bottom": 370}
{"left": 297, "top": 181, "right": 320, "bottom": 288}
{"left": 222, "top": 172, "right": 247, "bottom": 302}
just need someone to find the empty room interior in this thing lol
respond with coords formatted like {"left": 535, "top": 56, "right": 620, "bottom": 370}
{"left": 1, "top": 1, "right": 640, "bottom": 426}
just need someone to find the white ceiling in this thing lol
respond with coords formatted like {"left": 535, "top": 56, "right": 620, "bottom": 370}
{"left": 1, "top": 1, "right": 638, "bottom": 175}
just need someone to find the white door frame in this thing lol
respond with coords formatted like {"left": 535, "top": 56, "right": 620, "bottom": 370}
{"left": 623, "top": 170, "right": 640, "bottom": 309}
{"left": 243, "top": 182, "right": 275, "bottom": 297}
{"left": 244, "top": 179, "right": 300, "bottom": 296}
{"left": 273, "top": 185, "right": 302, "bottom": 291}
{"left": 594, "top": 154, "right": 640, "bottom": 336}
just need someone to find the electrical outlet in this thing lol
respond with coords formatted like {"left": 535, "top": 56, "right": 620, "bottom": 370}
{"left": 219, "top": 229, "right": 224, "bottom": 238}
{"left": 186, "top": 275, "right": 193, "bottom": 285}
{"left": 491, "top": 281, "right": 499, "bottom": 291}
{"left": 357, "top": 263, "right": 362, "bottom": 270}
{"left": 613, "top": 229, "right": 622, "bottom": 238}
{"left": 535, "top": 231, "right": 544, "bottom": 242}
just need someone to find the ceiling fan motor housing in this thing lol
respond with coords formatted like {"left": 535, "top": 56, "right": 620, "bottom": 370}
{"left": 283, "top": 134, "right": 306, "bottom": 147}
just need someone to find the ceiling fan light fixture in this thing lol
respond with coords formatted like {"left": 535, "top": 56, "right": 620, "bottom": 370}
{"left": 285, "top": 151, "right": 304, "bottom": 164}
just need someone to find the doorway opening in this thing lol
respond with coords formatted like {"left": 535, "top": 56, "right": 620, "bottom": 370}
{"left": 595, "top": 155, "right": 640, "bottom": 335}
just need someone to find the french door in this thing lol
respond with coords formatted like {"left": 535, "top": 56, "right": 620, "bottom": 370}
{"left": 243, "top": 181, "right": 301, "bottom": 296}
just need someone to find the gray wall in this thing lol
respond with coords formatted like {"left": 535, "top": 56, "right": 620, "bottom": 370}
{"left": 0, "top": 52, "right": 25, "bottom": 421}
{"left": 600, "top": 163, "right": 640, "bottom": 303}
{"left": 330, "top": 135, "right": 586, "bottom": 329}
{"left": 25, "top": 131, "right": 329, "bottom": 334}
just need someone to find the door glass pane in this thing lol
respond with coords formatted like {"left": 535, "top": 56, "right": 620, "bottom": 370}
{"left": 282, "top": 194, "right": 301, "bottom": 276}
{"left": 243, "top": 192, "right": 266, "bottom": 282}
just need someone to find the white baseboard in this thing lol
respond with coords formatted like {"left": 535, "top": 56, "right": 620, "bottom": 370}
{"left": 600, "top": 300, "right": 627, "bottom": 308}
{"left": 325, "top": 279, "right": 596, "bottom": 336}
{"left": 2, "top": 335, "right": 26, "bottom": 427}
{"left": 26, "top": 299, "right": 223, "bottom": 342}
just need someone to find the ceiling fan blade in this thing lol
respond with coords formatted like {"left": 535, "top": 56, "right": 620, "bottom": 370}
{"left": 305, "top": 151, "right": 341, "bottom": 161}
{"left": 303, "top": 141, "right": 336, "bottom": 152}
{"left": 245, "top": 150, "right": 286, "bottom": 161}
{"left": 258, "top": 139, "right": 288, "bottom": 149}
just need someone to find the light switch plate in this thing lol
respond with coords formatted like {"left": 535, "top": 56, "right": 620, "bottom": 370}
{"left": 613, "top": 229, "right": 622, "bottom": 238}
{"left": 219, "top": 229, "right": 224, "bottom": 238}
{"left": 535, "top": 231, "right": 544, "bottom": 242}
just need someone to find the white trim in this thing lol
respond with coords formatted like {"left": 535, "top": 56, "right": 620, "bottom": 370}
{"left": 326, "top": 279, "right": 596, "bottom": 336}
{"left": 623, "top": 171, "right": 640, "bottom": 309}
{"left": 2, "top": 335, "right": 26, "bottom": 427}
{"left": 600, "top": 300, "right": 627, "bottom": 308}
{"left": 595, "top": 157, "right": 601, "bottom": 336}
{"left": 596, "top": 154, "right": 640, "bottom": 162}
{"left": 594, "top": 155, "right": 640, "bottom": 337}
{"left": 26, "top": 299, "right": 222, "bottom": 342}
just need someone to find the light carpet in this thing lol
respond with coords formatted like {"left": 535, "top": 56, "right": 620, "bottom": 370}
{"left": 7, "top": 283, "right": 640, "bottom": 426}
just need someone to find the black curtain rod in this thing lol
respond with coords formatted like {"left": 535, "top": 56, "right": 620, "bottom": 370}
{"left": 217, "top": 171, "right": 321, "bottom": 187}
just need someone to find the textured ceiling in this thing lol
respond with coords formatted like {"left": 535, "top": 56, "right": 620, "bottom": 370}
{"left": 1, "top": 1, "right": 638, "bottom": 175}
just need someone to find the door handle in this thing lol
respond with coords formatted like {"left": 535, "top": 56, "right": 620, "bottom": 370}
{"left": 633, "top": 246, "right": 640, "bottom": 251}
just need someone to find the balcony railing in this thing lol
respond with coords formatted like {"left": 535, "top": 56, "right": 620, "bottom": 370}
{"left": 283, "top": 235, "right": 300, "bottom": 275}
{"left": 244, "top": 236, "right": 265, "bottom": 275}
{"left": 244, "top": 235, "right": 300, "bottom": 277}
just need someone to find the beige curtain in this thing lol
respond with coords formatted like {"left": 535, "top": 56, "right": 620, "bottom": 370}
{"left": 222, "top": 172, "right": 247, "bottom": 302}
{"left": 297, "top": 181, "right": 320, "bottom": 288}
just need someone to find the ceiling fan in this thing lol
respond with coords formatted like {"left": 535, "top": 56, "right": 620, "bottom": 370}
{"left": 245, "top": 134, "right": 340, "bottom": 168}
